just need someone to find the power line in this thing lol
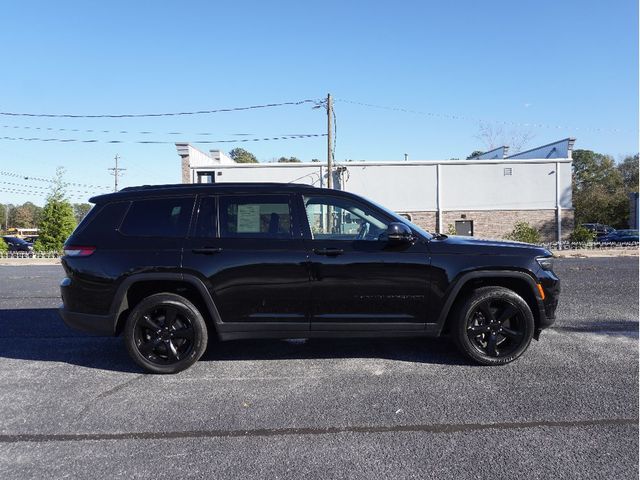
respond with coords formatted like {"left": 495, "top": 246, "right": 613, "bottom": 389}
{"left": 0, "top": 181, "right": 105, "bottom": 196}
{"left": 1, "top": 124, "right": 322, "bottom": 137}
{"left": 0, "top": 186, "right": 90, "bottom": 201}
{"left": 0, "top": 99, "right": 320, "bottom": 118}
{"left": 0, "top": 133, "right": 327, "bottom": 144}
{"left": 336, "top": 98, "right": 632, "bottom": 134}
{"left": 0, "top": 171, "right": 111, "bottom": 190}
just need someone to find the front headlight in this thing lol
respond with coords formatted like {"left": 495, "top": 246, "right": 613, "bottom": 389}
{"left": 536, "top": 256, "right": 554, "bottom": 271}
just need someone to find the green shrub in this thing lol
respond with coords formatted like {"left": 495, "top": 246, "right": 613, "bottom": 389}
{"left": 0, "top": 238, "right": 7, "bottom": 252}
{"left": 505, "top": 221, "right": 541, "bottom": 244}
{"left": 569, "top": 225, "right": 596, "bottom": 243}
{"left": 446, "top": 223, "right": 456, "bottom": 235}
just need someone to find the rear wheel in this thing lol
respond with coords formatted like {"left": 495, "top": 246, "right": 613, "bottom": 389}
{"left": 124, "top": 293, "right": 208, "bottom": 374}
{"left": 451, "top": 286, "right": 534, "bottom": 365}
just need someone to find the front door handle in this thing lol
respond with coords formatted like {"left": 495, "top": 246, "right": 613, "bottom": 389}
{"left": 313, "top": 248, "right": 344, "bottom": 256}
{"left": 192, "top": 247, "right": 223, "bottom": 255}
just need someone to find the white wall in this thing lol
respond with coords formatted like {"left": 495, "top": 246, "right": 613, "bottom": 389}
{"left": 193, "top": 159, "right": 573, "bottom": 212}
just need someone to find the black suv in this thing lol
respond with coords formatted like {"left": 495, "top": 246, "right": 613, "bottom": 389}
{"left": 59, "top": 183, "right": 560, "bottom": 373}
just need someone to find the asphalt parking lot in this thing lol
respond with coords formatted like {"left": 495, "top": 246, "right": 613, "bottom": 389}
{"left": 0, "top": 257, "right": 637, "bottom": 479}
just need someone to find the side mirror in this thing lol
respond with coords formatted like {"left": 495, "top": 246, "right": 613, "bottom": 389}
{"left": 386, "top": 222, "right": 414, "bottom": 243}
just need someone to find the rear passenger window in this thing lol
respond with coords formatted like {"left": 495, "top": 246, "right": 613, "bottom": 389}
{"left": 219, "top": 195, "right": 293, "bottom": 239}
{"left": 120, "top": 197, "right": 194, "bottom": 237}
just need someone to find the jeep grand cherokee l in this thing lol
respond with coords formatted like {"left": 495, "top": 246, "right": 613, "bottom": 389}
{"left": 59, "top": 183, "right": 560, "bottom": 373}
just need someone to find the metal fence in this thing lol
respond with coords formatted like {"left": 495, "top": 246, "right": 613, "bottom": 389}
{"left": 542, "top": 241, "right": 640, "bottom": 251}
{"left": 0, "top": 251, "right": 60, "bottom": 259}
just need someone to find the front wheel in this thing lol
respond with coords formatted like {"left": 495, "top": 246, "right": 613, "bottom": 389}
{"left": 124, "top": 293, "right": 208, "bottom": 374}
{"left": 451, "top": 286, "right": 534, "bottom": 365}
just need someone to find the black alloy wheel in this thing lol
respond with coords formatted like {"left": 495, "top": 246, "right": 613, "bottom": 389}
{"left": 134, "top": 306, "right": 195, "bottom": 364}
{"left": 452, "top": 286, "right": 534, "bottom": 365}
{"left": 466, "top": 298, "right": 525, "bottom": 358}
{"left": 124, "top": 293, "right": 208, "bottom": 374}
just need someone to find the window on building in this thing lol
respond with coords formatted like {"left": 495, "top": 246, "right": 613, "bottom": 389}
{"left": 504, "top": 167, "right": 513, "bottom": 176}
{"left": 197, "top": 172, "right": 215, "bottom": 183}
{"left": 120, "top": 197, "right": 194, "bottom": 237}
{"left": 219, "top": 195, "right": 293, "bottom": 239}
{"left": 303, "top": 195, "right": 389, "bottom": 241}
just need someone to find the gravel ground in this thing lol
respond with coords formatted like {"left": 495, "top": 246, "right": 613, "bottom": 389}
{"left": 0, "top": 258, "right": 637, "bottom": 479}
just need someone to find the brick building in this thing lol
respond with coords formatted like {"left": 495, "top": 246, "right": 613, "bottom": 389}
{"left": 176, "top": 139, "right": 575, "bottom": 242}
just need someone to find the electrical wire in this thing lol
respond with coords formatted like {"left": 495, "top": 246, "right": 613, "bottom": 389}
{"left": 0, "top": 180, "right": 103, "bottom": 196}
{"left": 0, "top": 171, "right": 111, "bottom": 190}
{"left": 0, "top": 133, "right": 327, "bottom": 145}
{"left": 1, "top": 124, "right": 322, "bottom": 137}
{"left": 0, "top": 99, "right": 320, "bottom": 118}
{"left": 336, "top": 98, "right": 632, "bottom": 134}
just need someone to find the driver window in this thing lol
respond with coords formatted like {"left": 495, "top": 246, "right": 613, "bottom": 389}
{"left": 303, "top": 195, "right": 389, "bottom": 241}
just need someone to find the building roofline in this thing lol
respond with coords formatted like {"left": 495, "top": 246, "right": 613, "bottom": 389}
{"left": 193, "top": 158, "right": 573, "bottom": 169}
{"left": 505, "top": 137, "right": 576, "bottom": 159}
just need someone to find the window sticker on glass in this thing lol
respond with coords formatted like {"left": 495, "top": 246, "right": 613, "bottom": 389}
{"left": 237, "top": 204, "right": 261, "bottom": 232}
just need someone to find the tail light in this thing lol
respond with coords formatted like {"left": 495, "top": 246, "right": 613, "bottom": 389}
{"left": 63, "top": 246, "right": 96, "bottom": 257}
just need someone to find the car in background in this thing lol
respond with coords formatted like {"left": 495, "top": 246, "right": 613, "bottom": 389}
{"left": 598, "top": 229, "right": 639, "bottom": 243}
{"left": 23, "top": 235, "right": 39, "bottom": 244}
{"left": 581, "top": 223, "right": 615, "bottom": 238}
{"left": 2, "top": 236, "right": 34, "bottom": 254}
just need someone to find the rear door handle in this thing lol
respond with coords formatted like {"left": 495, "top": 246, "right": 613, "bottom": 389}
{"left": 313, "top": 248, "right": 344, "bottom": 256}
{"left": 192, "top": 247, "right": 223, "bottom": 255}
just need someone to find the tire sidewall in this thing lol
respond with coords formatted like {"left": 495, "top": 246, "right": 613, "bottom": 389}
{"left": 124, "top": 293, "right": 208, "bottom": 374}
{"left": 454, "top": 287, "right": 534, "bottom": 366}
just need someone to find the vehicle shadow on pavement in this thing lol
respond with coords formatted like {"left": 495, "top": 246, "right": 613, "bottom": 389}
{"left": 202, "top": 337, "right": 470, "bottom": 366}
{"left": 0, "top": 308, "right": 471, "bottom": 371}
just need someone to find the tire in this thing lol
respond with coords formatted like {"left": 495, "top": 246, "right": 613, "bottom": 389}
{"left": 124, "top": 293, "right": 208, "bottom": 374}
{"left": 451, "top": 286, "right": 534, "bottom": 366}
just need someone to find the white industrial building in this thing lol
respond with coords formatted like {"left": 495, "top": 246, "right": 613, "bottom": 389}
{"left": 176, "top": 139, "right": 575, "bottom": 242}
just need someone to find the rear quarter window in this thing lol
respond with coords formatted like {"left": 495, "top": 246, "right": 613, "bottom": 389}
{"left": 120, "top": 197, "right": 195, "bottom": 237}
{"left": 71, "top": 202, "right": 129, "bottom": 241}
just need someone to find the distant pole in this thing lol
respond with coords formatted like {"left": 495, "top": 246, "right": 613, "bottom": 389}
{"left": 327, "top": 93, "right": 333, "bottom": 189}
{"left": 108, "top": 154, "right": 126, "bottom": 192}
{"left": 404, "top": 153, "right": 408, "bottom": 162}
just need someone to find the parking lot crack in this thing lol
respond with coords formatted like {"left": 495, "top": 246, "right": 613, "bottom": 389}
{"left": 2, "top": 417, "right": 637, "bottom": 444}
{"left": 71, "top": 375, "right": 143, "bottom": 424}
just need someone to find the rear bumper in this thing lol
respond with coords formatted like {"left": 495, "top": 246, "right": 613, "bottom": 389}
{"left": 58, "top": 306, "right": 117, "bottom": 336}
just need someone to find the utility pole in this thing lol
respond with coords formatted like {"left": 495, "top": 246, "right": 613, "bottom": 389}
{"left": 326, "top": 93, "right": 333, "bottom": 189}
{"left": 108, "top": 154, "right": 126, "bottom": 192}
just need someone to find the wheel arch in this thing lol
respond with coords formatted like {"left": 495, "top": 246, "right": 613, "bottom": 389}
{"left": 111, "top": 273, "right": 223, "bottom": 338}
{"left": 437, "top": 270, "right": 546, "bottom": 336}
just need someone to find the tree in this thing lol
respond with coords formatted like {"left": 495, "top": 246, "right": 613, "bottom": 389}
{"left": 228, "top": 148, "right": 258, "bottom": 164}
{"left": 466, "top": 150, "right": 485, "bottom": 159}
{"left": 572, "top": 149, "right": 629, "bottom": 228}
{"left": 73, "top": 203, "right": 92, "bottom": 224}
{"left": 618, "top": 154, "right": 639, "bottom": 193}
{"left": 277, "top": 156, "right": 302, "bottom": 163}
{"left": 474, "top": 122, "right": 534, "bottom": 155}
{"left": 9, "top": 202, "right": 41, "bottom": 228}
{"left": 34, "top": 168, "right": 77, "bottom": 252}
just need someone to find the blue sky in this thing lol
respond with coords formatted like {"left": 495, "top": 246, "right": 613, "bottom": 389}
{"left": 0, "top": 0, "right": 637, "bottom": 205}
